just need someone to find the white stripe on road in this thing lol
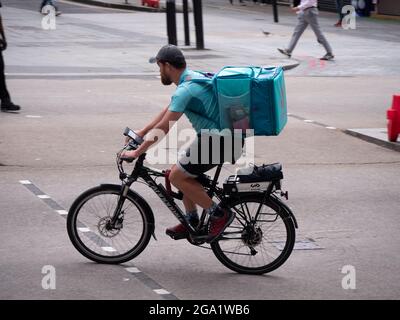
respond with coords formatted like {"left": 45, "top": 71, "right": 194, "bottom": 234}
{"left": 326, "top": 126, "right": 337, "bottom": 130}
{"left": 19, "top": 180, "right": 32, "bottom": 185}
{"left": 37, "top": 195, "right": 51, "bottom": 199}
{"left": 78, "top": 227, "right": 91, "bottom": 232}
{"left": 101, "top": 247, "right": 117, "bottom": 252}
{"left": 304, "top": 120, "right": 314, "bottom": 123}
{"left": 125, "top": 267, "right": 141, "bottom": 274}
{"left": 56, "top": 210, "right": 68, "bottom": 215}
{"left": 154, "top": 289, "right": 171, "bottom": 295}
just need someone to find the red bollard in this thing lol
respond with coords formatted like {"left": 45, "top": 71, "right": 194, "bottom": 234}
{"left": 142, "top": 0, "right": 159, "bottom": 8}
{"left": 387, "top": 95, "right": 400, "bottom": 142}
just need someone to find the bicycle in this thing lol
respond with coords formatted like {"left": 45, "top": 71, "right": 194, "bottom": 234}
{"left": 67, "top": 128, "right": 298, "bottom": 274}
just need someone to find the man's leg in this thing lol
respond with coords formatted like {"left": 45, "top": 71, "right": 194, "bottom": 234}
{"left": 182, "top": 194, "right": 199, "bottom": 224}
{"left": 169, "top": 165, "right": 213, "bottom": 209}
{"left": 0, "top": 52, "right": 20, "bottom": 111}
{"left": 307, "top": 8, "right": 334, "bottom": 56}
{"left": 335, "top": 0, "right": 344, "bottom": 21}
{"left": 165, "top": 166, "right": 210, "bottom": 239}
{"left": 286, "top": 12, "right": 308, "bottom": 54}
{"left": 0, "top": 51, "right": 11, "bottom": 103}
{"left": 182, "top": 194, "right": 197, "bottom": 212}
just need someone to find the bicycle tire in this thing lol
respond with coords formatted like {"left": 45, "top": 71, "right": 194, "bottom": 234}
{"left": 211, "top": 194, "right": 296, "bottom": 275}
{"left": 67, "top": 184, "right": 154, "bottom": 264}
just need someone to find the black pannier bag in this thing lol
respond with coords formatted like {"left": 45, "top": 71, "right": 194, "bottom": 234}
{"left": 223, "top": 163, "right": 283, "bottom": 194}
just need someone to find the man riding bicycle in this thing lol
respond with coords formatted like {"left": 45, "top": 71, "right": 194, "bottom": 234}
{"left": 122, "top": 45, "right": 244, "bottom": 242}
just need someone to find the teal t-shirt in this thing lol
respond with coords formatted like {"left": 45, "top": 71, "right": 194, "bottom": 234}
{"left": 169, "top": 69, "right": 220, "bottom": 134}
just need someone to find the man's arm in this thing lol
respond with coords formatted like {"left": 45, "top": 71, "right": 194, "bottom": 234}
{"left": 124, "top": 110, "right": 183, "bottom": 158}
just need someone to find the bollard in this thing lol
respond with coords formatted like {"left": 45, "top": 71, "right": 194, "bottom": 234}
{"left": 272, "top": 0, "right": 279, "bottom": 23}
{"left": 193, "top": 0, "right": 205, "bottom": 50}
{"left": 183, "top": 0, "right": 190, "bottom": 46}
{"left": 142, "top": 0, "right": 159, "bottom": 8}
{"left": 166, "top": 0, "right": 177, "bottom": 45}
{"left": 387, "top": 95, "right": 400, "bottom": 142}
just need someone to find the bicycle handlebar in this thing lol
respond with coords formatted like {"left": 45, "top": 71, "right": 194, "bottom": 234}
{"left": 119, "top": 127, "right": 144, "bottom": 163}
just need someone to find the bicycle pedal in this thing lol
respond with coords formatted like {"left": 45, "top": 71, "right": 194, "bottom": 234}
{"left": 191, "top": 235, "right": 208, "bottom": 241}
{"left": 166, "top": 230, "right": 187, "bottom": 240}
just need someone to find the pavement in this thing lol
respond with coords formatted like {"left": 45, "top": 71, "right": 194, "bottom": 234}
{"left": 69, "top": 0, "right": 161, "bottom": 12}
{"left": 1, "top": 0, "right": 400, "bottom": 301}
{"left": 10, "top": 0, "right": 400, "bottom": 147}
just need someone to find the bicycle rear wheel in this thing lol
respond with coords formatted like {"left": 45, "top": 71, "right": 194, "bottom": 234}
{"left": 67, "top": 185, "right": 153, "bottom": 264}
{"left": 211, "top": 194, "right": 296, "bottom": 274}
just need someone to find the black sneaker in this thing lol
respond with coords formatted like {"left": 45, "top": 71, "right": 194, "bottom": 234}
{"left": 320, "top": 53, "right": 334, "bottom": 61}
{"left": 277, "top": 48, "right": 291, "bottom": 58}
{"left": 1, "top": 101, "right": 21, "bottom": 112}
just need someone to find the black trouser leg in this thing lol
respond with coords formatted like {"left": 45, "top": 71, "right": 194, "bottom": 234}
{"left": 0, "top": 51, "right": 11, "bottom": 103}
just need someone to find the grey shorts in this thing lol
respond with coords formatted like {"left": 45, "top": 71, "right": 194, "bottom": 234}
{"left": 176, "top": 133, "right": 245, "bottom": 178}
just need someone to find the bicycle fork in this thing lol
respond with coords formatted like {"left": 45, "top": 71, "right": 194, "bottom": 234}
{"left": 109, "top": 183, "right": 130, "bottom": 229}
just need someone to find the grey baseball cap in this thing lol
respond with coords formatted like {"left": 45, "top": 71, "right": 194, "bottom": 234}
{"left": 149, "top": 44, "right": 186, "bottom": 65}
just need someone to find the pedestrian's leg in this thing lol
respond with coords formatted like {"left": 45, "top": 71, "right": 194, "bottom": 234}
{"left": 307, "top": 8, "right": 333, "bottom": 55}
{"left": 0, "top": 52, "right": 11, "bottom": 103}
{"left": 286, "top": 12, "right": 308, "bottom": 54}
{"left": 335, "top": 0, "right": 344, "bottom": 20}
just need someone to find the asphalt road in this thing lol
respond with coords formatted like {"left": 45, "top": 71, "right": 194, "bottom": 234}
{"left": 1, "top": 0, "right": 400, "bottom": 300}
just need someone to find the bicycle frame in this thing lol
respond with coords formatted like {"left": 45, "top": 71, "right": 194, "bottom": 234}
{"left": 113, "top": 154, "right": 225, "bottom": 239}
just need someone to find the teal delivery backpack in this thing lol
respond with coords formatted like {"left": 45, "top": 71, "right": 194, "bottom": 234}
{"left": 214, "top": 66, "right": 288, "bottom": 136}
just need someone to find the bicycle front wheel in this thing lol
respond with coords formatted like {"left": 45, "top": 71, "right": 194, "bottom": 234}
{"left": 67, "top": 185, "right": 153, "bottom": 264}
{"left": 211, "top": 194, "right": 296, "bottom": 274}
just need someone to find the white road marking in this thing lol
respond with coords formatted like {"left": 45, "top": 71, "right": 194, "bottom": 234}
{"left": 304, "top": 120, "right": 314, "bottom": 123}
{"left": 37, "top": 195, "right": 51, "bottom": 199}
{"left": 154, "top": 289, "right": 171, "bottom": 295}
{"left": 19, "top": 180, "right": 32, "bottom": 185}
{"left": 101, "top": 247, "right": 117, "bottom": 252}
{"left": 25, "top": 115, "right": 42, "bottom": 118}
{"left": 326, "top": 126, "right": 337, "bottom": 130}
{"left": 56, "top": 210, "right": 68, "bottom": 215}
{"left": 125, "top": 267, "right": 141, "bottom": 273}
{"left": 78, "top": 227, "right": 90, "bottom": 232}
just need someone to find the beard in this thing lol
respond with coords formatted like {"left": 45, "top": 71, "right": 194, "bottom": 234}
{"left": 161, "top": 74, "right": 173, "bottom": 85}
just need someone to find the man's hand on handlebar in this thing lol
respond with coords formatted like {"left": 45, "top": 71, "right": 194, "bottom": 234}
{"left": 120, "top": 127, "right": 148, "bottom": 162}
{"left": 120, "top": 149, "right": 140, "bottom": 162}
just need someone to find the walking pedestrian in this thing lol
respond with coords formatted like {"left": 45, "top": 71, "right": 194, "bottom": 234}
{"left": 277, "top": 0, "right": 334, "bottom": 61}
{"left": 40, "top": 0, "right": 61, "bottom": 16}
{"left": 0, "top": 1, "right": 20, "bottom": 112}
{"left": 334, "top": 0, "right": 344, "bottom": 27}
